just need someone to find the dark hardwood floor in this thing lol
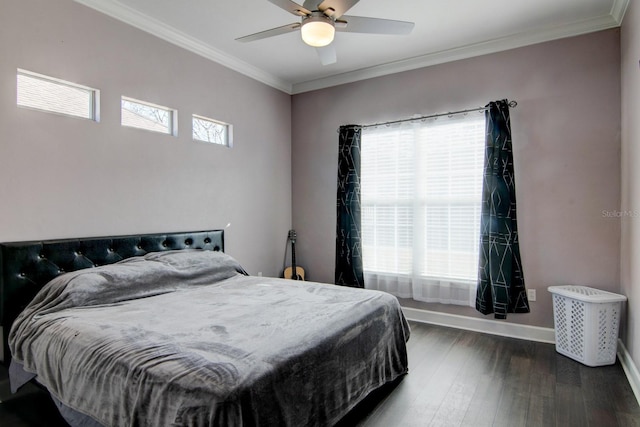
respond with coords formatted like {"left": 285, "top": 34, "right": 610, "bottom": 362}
{"left": 2, "top": 321, "right": 639, "bottom": 426}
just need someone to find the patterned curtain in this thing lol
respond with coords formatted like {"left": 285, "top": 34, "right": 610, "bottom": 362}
{"left": 335, "top": 125, "right": 364, "bottom": 288}
{"left": 476, "top": 100, "right": 529, "bottom": 319}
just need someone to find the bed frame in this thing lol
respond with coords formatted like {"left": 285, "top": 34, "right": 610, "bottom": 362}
{"left": 0, "top": 230, "right": 224, "bottom": 364}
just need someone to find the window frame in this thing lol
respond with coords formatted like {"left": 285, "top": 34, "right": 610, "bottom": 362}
{"left": 16, "top": 68, "right": 100, "bottom": 121}
{"left": 120, "top": 96, "right": 177, "bottom": 136}
{"left": 192, "top": 114, "right": 233, "bottom": 147}
{"left": 361, "top": 115, "right": 485, "bottom": 286}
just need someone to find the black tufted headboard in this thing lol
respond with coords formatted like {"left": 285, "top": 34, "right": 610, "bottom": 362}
{"left": 0, "top": 229, "right": 224, "bottom": 363}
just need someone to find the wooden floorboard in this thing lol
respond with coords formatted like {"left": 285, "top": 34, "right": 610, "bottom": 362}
{"left": 353, "top": 321, "right": 640, "bottom": 427}
{"left": 2, "top": 321, "right": 639, "bottom": 426}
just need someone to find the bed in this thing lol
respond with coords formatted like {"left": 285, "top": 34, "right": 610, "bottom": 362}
{"left": 1, "top": 230, "right": 410, "bottom": 426}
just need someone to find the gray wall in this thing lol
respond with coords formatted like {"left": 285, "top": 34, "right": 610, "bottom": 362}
{"left": 0, "top": 0, "right": 627, "bottom": 336}
{"left": 292, "top": 29, "right": 622, "bottom": 329}
{"left": 621, "top": 0, "right": 640, "bottom": 379}
{"left": 0, "top": 0, "right": 292, "bottom": 277}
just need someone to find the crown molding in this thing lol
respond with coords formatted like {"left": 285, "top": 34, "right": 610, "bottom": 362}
{"left": 611, "top": 0, "right": 630, "bottom": 24}
{"left": 73, "top": 0, "right": 293, "bottom": 94}
{"left": 291, "top": 11, "right": 622, "bottom": 94}
{"left": 74, "top": 0, "right": 627, "bottom": 96}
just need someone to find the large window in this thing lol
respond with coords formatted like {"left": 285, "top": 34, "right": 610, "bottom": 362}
{"left": 361, "top": 114, "right": 485, "bottom": 305}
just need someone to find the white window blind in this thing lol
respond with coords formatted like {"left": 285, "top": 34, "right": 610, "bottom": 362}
{"left": 17, "top": 69, "right": 99, "bottom": 121}
{"left": 361, "top": 114, "right": 485, "bottom": 306}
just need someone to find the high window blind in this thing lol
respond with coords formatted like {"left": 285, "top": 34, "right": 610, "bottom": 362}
{"left": 17, "top": 69, "right": 98, "bottom": 121}
{"left": 361, "top": 114, "right": 485, "bottom": 305}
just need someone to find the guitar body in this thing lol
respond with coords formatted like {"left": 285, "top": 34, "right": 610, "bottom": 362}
{"left": 284, "top": 229, "right": 305, "bottom": 281}
{"left": 283, "top": 265, "right": 306, "bottom": 281}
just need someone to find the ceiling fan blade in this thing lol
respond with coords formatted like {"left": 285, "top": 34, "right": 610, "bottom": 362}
{"left": 236, "top": 23, "right": 301, "bottom": 43}
{"left": 268, "top": 0, "right": 311, "bottom": 16}
{"left": 316, "top": 0, "right": 359, "bottom": 18}
{"left": 336, "top": 15, "right": 414, "bottom": 34}
{"left": 302, "top": 0, "right": 320, "bottom": 10}
{"left": 316, "top": 45, "right": 337, "bottom": 65}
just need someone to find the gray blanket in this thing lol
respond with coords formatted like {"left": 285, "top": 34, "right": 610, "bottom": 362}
{"left": 9, "top": 250, "right": 410, "bottom": 426}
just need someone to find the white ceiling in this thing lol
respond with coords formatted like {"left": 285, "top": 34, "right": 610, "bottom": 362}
{"left": 73, "top": 0, "right": 628, "bottom": 94}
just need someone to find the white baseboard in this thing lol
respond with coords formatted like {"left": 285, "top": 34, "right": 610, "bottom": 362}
{"left": 401, "top": 306, "right": 556, "bottom": 343}
{"left": 617, "top": 340, "right": 640, "bottom": 406}
{"left": 402, "top": 306, "right": 640, "bottom": 407}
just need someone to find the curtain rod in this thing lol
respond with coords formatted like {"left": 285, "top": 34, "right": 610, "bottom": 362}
{"left": 358, "top": 100, "right": 517, "bottom": 130}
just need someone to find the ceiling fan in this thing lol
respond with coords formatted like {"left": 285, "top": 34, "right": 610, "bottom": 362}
{"left": 236, "top": 0, "right": 415, "bottom": 65}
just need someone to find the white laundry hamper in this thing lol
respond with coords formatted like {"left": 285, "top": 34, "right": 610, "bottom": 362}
{"left": 548, "top": 285, "right": 627, "bottom": 367}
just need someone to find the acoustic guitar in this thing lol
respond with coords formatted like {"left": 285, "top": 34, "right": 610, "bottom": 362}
{"left": 283, "top": 229, "right": 305, "bottom": 280}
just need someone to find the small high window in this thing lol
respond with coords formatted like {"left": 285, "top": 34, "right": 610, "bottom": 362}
{"left": 121, "top": 97, "right": 177, "bottom": 136}
{"left": 192, "top": 114, "right": 232, "bottom": 147}
{"left": 17, "top": 69, "right": 99, "bottom": 121}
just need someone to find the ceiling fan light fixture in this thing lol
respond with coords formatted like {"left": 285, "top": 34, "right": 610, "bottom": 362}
{"left": 301, "top": 14, "right": 335, "bottom": 47}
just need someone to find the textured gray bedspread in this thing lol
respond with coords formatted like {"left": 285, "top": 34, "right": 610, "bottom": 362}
{"left": 9, "top": 250, "right": 410, "bottom": 426}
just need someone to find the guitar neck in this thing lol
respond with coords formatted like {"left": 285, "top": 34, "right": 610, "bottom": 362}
{"left": 286, "top": 229, "right": 304, "bottom": 281}
{"left": 291, "top": 240, "right": 297, "bottom": 278}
